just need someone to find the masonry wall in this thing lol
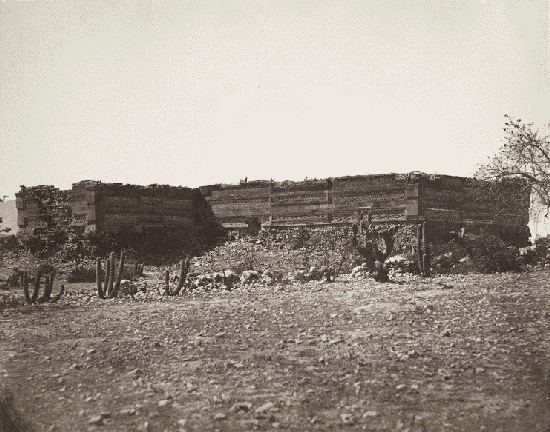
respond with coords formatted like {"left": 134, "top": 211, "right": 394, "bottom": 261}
{"left": 201, "top": 174, "right": 421, "bottom": 228}
{"left": 418, "top": 174, "right": 530, "bottom": 226}
{"left": 15, "top": 186, "right": 71, "bottom": 238}
{"left": 200, "top": 180, "right": 271, "bottom": 229}
{"left": 330, "top": 174, "right": 416, "bottom": 224}
{"left": 74, "top": 182, "right": 198, "bottom": 234}
{"left": 16, "top": 181, "right": 217, "bottom": 239}
{"left": 202, "top": 173, "right": 531, "bottom": 231}
{"left": 270, "top": 179, "right": 331, "bottom": 226}
{"left": 16, "top": 173, "right": 531, "bottom": 244}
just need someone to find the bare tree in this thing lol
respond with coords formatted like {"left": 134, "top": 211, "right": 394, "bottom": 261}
{"left": 476, "top": 115, "right": 549, "bottom": 219}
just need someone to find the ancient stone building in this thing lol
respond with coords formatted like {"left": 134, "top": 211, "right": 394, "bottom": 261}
{"left": 15, "top": 185, "right": 70, "bottom": 238}
{"left": 200, "top": 172, "right": 530, "bottom": 233}
{"left": 15, "top": 181, "right": 218, "bottom": 239}
{"left": 16, "top": 172, "right": 531, "bottom": 245}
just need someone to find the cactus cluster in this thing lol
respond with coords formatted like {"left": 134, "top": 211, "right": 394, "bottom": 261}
{"left": 96, "top": 252, "right": 126, "bottom": 299}
{"left": 22, "top": 269, "right": 64, "bottom": 304}
{"left": 164, "top": 256, "right": 191, "bottom": 296}
{"left": 416, "top": 222, "right": 430, "bottom": 276}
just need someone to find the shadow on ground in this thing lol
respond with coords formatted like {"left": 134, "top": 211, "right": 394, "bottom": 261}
{"left": 1, "top": 390, "right": 33, "bottom": 432}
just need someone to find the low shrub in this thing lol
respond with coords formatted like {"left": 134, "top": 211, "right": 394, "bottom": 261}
{"left": 66, "top": 261, "right": 135, "bottom": 283}
{"left": 0, "top": 293, "right": 26, "bottom": 310}
{"left": 431, "top": 234, "right": 523, "bottom": 274}
{"left": 534, "top": 235, "right": 550, "bottom": 263}
{"left": 65, "top": 264, "right": 100, "bottom": 283}
{"left": 86, "top": 225, "right": 220, "bottom": 261}
{"left": 0, "top": 235, "right": 21, "bottom": 255}
{"left": 37, "top": 261, "right": 56, "bottom": 275}
{"left": 289, "top": 227, "right": 311, "bottom": 250}
{"left": 469, "top": 235, "right": 522, "bottom": 273}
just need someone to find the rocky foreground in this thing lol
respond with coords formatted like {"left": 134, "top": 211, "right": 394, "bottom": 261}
{"left": 0, "top": 269, "right": 549, "bottom": 432}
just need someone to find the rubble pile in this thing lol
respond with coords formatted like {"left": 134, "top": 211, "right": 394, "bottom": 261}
{"left": 137, "top": 225, "right": 421, "bottom": 295}
{"left": 157, "top": 265, "right": 338, "bottom": 295}
{"left": 16, "top": 186, "right": 75, "bottom": 237}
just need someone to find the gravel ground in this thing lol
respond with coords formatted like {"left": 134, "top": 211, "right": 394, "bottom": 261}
{"left": 0, "top": 270, "right": 549, "bottom": 431}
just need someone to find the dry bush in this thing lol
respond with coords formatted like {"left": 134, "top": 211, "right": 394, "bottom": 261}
{"left": 66, "top": 261, "right": 135, "bottom": 283}
{"left": 432, "top": 235, "right": 524, "bottom": 274}
{"left": 0, "top": 293, "right": 26, "bottom": 310}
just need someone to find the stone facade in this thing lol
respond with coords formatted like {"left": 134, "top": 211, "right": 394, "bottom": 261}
{"left": 15, "top": 185, "right": 70, "bottom": 239}
{"left": 15, "top": 173, "right": 531, "bottom": 244}
{"left": 15, "top": 181, "right": 218, "bottom": 239}
{"left": 200, "top": 172, "right": 531, "bottom": 231}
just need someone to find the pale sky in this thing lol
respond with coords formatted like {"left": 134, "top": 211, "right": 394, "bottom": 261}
{"left": 1, "top": 0, "right": 548, "bottom": 199}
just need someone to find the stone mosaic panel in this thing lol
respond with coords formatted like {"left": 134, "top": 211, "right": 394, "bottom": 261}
{"left": 331, "top": 208, "right": 406, "bottom": 223}
{"left": 210, "top": 199, "right": 268, "bottom": 207}
{"left": 332, "top": 190, "right": 405, "bottom": 204}
{"left": 271, "top": 194, "right": 327, "bottom": 205}
{"left": 333, "top": 175, "right": 402, "bottom": 191}
{"left": 370, "top": 208, "right": 406, "bottom": 220}
{"left": 271, "top": 213, "right": 327, "bottom": 221}
{"left": 424, "top": 208, "right": 462, "bottom": 222}
{"left": 211, "top": 202, "right": 270, "bottom": 211}
{"left": 211, "top": 188, "right": 270, "bottom": 200}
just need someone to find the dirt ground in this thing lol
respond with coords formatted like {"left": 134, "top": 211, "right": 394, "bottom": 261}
{"left": 0, "top": 269, "right": 549, "bottom": 432}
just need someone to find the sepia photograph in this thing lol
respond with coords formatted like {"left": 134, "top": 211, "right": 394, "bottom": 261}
{"left": 0, "top": 0, "right": 549, "bottom": 430}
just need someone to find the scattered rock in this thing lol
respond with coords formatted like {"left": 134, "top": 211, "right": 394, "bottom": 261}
{"left": 233, "top": 402, "right": 253, "bottom": 412}
{"left": 119, "top": 407, "right": 136, "bottom": 416}
{"left": 137, "top": 421, "right": 152, "bottom": 432}
{"left": 223, "top": 270, "right": 240, "bottom": 287}
{"left": 128, "top": 368, "right": 142, "bottom": 379}
{"left": 240, "top": 270, "right": 260, "bottom": 284}
{"left": 255, "top": 402, "right": 276, "bottom": 414}
{"left": 88, "top": 415, "right": 103, "bottom": 426}
{"left": 341, "top": 413, "right": 354, "bottom": 425}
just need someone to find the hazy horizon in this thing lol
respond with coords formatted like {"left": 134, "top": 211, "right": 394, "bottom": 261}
{"left": 1, "top": 0, "right": 548, "bottom": 200}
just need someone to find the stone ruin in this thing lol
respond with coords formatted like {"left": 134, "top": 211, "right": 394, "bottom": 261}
{"left": 200, "top": 172, "right": 530, "bottom": 244}
{"left": 14, "top": 172, "right": 531, "bottom": 254}
{"left": 15, "top": 181, "right": 219, "bottom": 240}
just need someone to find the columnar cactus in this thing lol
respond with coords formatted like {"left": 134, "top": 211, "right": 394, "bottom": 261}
{"left": 96, "top": 257, "right": 105, "bottom": 299}
{"left": 422, "top": 222, "right": 430, "bottom": 276}
{"left": 104, "top": 259, "right": 111, "bottom": 296}
{"left": 23, "top": 268, "right": 63, "bottom": 304}
{"left": 164, "top": 269, "right": 170, "bottom": 295}
{"left": 113, "top": 251, "right": 125, "bottom": 297}
{"left": 416, "top": 224, "right": 423, "bottom": 274}
{"left": 106, "top": 252, "right": 116, "bottom": 297}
